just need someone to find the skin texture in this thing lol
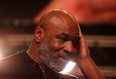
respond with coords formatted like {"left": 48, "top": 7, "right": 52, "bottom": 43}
{"left": 28, "top": 9, "right": 105, "bottom": 79}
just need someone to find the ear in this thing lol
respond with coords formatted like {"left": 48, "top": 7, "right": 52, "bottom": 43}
{"left": 34, "top": 27, "right": 44, "bottom": 43}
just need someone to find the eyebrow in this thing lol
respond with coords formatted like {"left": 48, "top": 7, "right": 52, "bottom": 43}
{"left": 57, "top": 33, "right": 80, "bottom": 40}
{"left": 58, "top": 33, "right": 69, "bottom": 36}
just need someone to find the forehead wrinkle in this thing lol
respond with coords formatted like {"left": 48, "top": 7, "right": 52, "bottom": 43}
{"left": 59, "top": 33, "right": 80, "bottom": 38}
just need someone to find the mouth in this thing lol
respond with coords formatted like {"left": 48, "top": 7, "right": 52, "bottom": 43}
{"left": 57, "top": 52, "right": 70, "bottom": 59}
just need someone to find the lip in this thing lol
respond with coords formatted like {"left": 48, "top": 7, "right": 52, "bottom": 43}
{"left": 58, "top": 57, "right": 69, "bottom": 65}
{"left": 58, "top": 54, "right": 71, "bottom": 61}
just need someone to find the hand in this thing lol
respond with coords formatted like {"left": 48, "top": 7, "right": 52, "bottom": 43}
{"left": 78, "top": 32, "right": 90, "bottom": 59}
{"left": 71, "top": 32, "right": 90, "bottom": 62}
{"left": 75, "top": 33, "right": 105, "bottom": 79}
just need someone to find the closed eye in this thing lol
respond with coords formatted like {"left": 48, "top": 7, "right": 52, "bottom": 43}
{"left": 73, "top": 38, "right": 79, "bottom": 45}
{"left": 56, "top": 35, "right": 69, "bottom": 42}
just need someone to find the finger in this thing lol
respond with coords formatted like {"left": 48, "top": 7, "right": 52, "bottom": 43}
{"left": 79, "top": 32, "right": 89, "bottom": 59}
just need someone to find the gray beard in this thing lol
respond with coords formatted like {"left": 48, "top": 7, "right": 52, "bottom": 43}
{"left": 37, "top": 39, "right": 63, "bottom": 72}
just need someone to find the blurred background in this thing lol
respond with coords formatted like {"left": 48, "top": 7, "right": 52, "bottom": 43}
{"left": 0, "top": 0, "right": 116, "bottom": 79}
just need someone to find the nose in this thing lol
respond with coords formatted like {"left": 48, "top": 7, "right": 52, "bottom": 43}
{"left": 63, "top": 41, "right": 77, "bottom": 53}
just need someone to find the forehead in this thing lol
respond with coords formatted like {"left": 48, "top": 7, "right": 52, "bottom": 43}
{"left": 46, "top": 16, "right": 80, "bottom": 37}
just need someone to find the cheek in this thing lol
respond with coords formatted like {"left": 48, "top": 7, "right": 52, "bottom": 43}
{"left": 50, "top": 41, "right": 59, "bottom": 49}
{"left": 48, "top": 40, "right": 63, "bottom": 59}
{"left": 49, "top": 39, "right": 63, "bottom": 50}
{"left": 54, "top": 42, "right": 61, "bottom": 47}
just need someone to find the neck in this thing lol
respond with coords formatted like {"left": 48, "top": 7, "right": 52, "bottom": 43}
{"left": 27, "top": 39, "right": 46, "bottom": 70}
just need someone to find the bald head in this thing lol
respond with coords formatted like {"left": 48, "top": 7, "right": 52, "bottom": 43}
{"left": 37, "top": 9, "right": 80, "bottom": 34}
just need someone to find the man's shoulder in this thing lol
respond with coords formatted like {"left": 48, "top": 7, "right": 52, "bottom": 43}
{"left": 0, "top": 50, "right": 48, "bottom": 78}
{"left": 0, "top": 50, "right": 29, "bottom": 62}
{"left": 0, "top": 50, "right": 31, "bottom": 73}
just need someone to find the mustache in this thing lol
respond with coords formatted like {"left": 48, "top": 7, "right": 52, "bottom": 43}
{"left": 55, "top": 50, "right": 78, "bottom": 60}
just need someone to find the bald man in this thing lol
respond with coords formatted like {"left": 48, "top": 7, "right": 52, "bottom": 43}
{"left": 0, "top": 9, "right": 105, "bottom": 79}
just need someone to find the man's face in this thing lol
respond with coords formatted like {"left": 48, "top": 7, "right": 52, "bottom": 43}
{"left": 37, "top": 17, "right": 80, "bottom": 72}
